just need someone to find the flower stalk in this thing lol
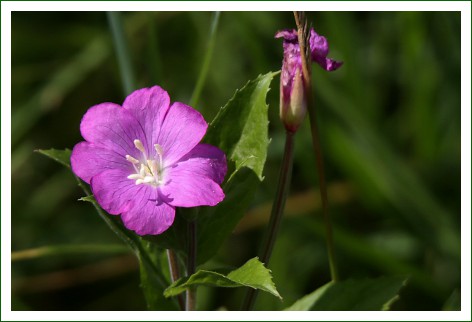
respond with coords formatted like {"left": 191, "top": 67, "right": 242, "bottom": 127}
{"left": 293, "top": 11, "right": 339, "bottom": 282}
{"left": 166, "top": 249, "right": 185, "bottom": 310}
{"left": 186, "top": 220, "right": 197, "bottom": 310}
{"left": 242, "top": 131, "right": 295, "bottom": 310}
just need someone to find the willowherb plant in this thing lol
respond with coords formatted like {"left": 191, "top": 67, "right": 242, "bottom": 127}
{"left": 34, "top": 11, "right": 410, "bottom": 312}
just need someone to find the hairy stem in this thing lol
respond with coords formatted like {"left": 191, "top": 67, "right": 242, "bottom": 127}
{"left": 166, "top": 249, "right": 185, "bottom": 310}
{"left": 107, "top": 11, "right": 136, "bottom": 95}
{"left": 186, "top": 220, "right": 197, "bottom": 310}
{"left": 241, "top": 131, "right": 295, "bottom": 310}
{"left": 293, "top": 11, "right": 339, "bottom": 282}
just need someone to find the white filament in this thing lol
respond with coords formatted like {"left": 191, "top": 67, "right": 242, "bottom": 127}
{"left": 125, "top": 140, "right": 165, "bottom": 186}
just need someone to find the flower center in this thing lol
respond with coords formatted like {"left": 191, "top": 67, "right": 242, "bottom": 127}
{"left": 125, "top": 139, "right": 164, "bottom": 187}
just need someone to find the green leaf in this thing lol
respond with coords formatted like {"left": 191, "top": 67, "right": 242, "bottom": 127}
{"left": 196, "top": 71, "right": 276, "bottom": 264}
{"left": 78, "top": 195, "right": 95, "bottom": 203}
{"left": 285, "top": 276, "right": 407, "bottom": 311}
{"left": 164, "top": 257, "right": 281, "bottom": 299}
{"left": 36, "top": 148, "right": 71, "bottom": 168}
{"left": 205, "top": 72, "right": 276, "bottom": 179}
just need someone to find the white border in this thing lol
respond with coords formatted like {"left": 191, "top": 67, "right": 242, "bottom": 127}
{"left": 0, "top": 1, "right": 470, "bottom": 12}
{"left": 2, "top": 1, "right": 471, "bottom": 321}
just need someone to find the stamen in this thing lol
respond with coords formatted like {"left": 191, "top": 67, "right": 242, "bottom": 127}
{"left": 143, "top": 176, "right": 155, "bottom": 183}
{"left": 125, "top": 155, "right": 139, "bottom": 164}
{"left": 139, "top": 164, "right": 146, "bottom": 177}
{"left": 149, "top": 160, "right": 159, "bottom": 177}
{"left": 147, "top": 160, "right": 154, "bottom": 172}
{"left": 134, "top": 139, "right": 146, "bottom": 153}
{"left": 127, "top": 140, "right": 165, "bottom": 187}
{"left": 154, "top": 144, "right": 164, "bottom": 167}
{"left": 154, "top": 144, "right": 163, "bottom": 156}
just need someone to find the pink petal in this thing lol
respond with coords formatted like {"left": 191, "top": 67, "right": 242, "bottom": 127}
{"left": 122, "top": 86, "right": 170, "bottom": 154}
{"left": 120, "top": 189, "right": 175, "bottom": 235}
{"left": 160, "top": 160, "right": 225, "bottom": 208}
{"left": 158, "top": 102, "right": 208, "bottom": 166}
{"left": 71, "top": 142, "right": 132, "bottom": 184}
{"left": 91, "top": 168, "right": 146, "bottom": 215}
{"left": 310, "top": 29, "right": 343, "bottom": 72}
{"left": 80, "top": 102, "right": 148, "bottom": 156}
{"left": 177, "top": 143, "right": 227, "bottom": 184}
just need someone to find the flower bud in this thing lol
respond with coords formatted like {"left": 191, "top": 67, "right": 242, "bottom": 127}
{"left": 280, "top": 66, "right": 307, "bottom": 133}
{"left": 275, "top": 28, "right": 342, "bottom": 133}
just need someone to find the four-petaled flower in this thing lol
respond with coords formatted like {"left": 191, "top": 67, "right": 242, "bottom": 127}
{"left": 275, "top": 28, "right": 342, "bottom": 132}
{"left": 71, "top": 86, "right": 227, "bottom": 235}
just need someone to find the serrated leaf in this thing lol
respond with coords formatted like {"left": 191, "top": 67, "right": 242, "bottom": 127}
{"left": 205, "top": 72, "right": 276, "bottom": 179}
{"left": 196, "top": 72, "right": 276, "bottom": 264}
{"left": 36, "top": 148, "right": 71, "bottom": 168}
{"left": 285, "top": 276, "right": 407, "bottom": 311}
{"left": 164, "top": 257, "right": 281, "bottom": 299}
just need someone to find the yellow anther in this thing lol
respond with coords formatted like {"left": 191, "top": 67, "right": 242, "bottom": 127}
{"left": 154, "top": 144, "right": 163, "bottom": 155}
{"left": 125, "top": 155, "right": 139, "bottom": 164}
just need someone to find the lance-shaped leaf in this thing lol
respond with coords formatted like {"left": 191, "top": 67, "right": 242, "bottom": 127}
{"left": 36, "top": 148, "right": 72, "bottom": 169}
{"left": 164, "top": 257, "right": 281, "bottom": 299}
{"left": 285, "top": 276, "right": 407, "bottom": 311}
{"left": 196, "top": 71, "right": 276, "bottom": 264}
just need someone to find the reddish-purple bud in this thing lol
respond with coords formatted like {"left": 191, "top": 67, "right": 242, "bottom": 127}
{"left": 275, "top": 28, "right": 342, "bottom": 132}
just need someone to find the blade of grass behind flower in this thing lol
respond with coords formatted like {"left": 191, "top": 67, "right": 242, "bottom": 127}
{"left": 189, "top": 11, "right": 220, "bottom": 107}
{"left": 146, "top": 13, "right": 163, "bottom": 84}
{"left": 11, "top": 244, "right": 129, "bottom": 262}
{"left": 107, "top": 11, "right": 136, "bottom": 95}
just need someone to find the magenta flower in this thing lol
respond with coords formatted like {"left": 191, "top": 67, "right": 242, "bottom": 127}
{"left": 71, "top": 86, "right": 227, "bottom": 235}
{"left": 275, "top": 28, "right": 342, "bottom": 132}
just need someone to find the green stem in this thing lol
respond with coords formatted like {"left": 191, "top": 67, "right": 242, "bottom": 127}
{"left": 186, "top": 220, "right": 197, "bottom": 310}
{"left": 241, "top": 131, "right": 295, "bottom": 310}
{"left": 166, "top": 249, "right": 185, "bottom": 310}
{"left": 189, "top": 11, "right": 220, "bottom": 107}
{"left": 11, "top": 244, "right": 129, "bottom": 262}
{"left": 107, "top": 11, "right": 136, "bottom": 95}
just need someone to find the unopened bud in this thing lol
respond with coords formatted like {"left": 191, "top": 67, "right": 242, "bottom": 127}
{"left": 280, "top": 67, "right": 307, "bottom": 133}
{"left": 275, "top": 27, "right": 342, "bottom": 133}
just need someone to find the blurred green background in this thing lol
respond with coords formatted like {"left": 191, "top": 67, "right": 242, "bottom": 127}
{"left": 11, "top": 11, "right": 461, "bottom": 310}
